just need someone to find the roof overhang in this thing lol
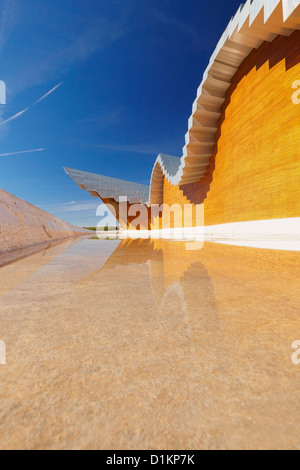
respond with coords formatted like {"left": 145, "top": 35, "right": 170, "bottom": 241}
{"left": 64, "top": 167, "right": 150, "bottom": 205}
{"left": 149, "top": 0, "right": 300, "bottom": 203}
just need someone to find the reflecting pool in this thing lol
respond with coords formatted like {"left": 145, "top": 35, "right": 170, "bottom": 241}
{"left": 0, "top": 238, "right": 299, "bottom": 449}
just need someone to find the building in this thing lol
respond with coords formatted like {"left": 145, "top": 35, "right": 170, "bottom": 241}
{"left": 65, "top": 0, "right": 300, "bottom": 242}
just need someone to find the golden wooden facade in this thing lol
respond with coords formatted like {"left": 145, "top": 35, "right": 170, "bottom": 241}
{"left": 161, "top": 32, "right": 300, "bottom": 227}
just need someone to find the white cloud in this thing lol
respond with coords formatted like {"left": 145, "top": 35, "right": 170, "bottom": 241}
{"left": 90, "top": 142, "right": 162, "bottom": 155}
{"left": 43, "top": 199, "right": 101, "bottom": 214}
{"left": 63, "top": 201, "right": 76, "bottom": 206}
{"left": 9, "top": 14, "right": 129, "bottom": 96}
{"left": 0, "top": 0, "right": 19, "bottom": 53}
{"left": 154, "top": 10, "right": 202, "bottom": 46}
{"left": 76, "top": 108, "right": 123, "bottom": 129}
{"left": 41, "top": 198, "right": 117, "bottom": 227}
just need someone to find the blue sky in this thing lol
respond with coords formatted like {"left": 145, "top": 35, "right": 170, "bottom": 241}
{"left": 0, "top": 0, "right": 242, "bottom": 226}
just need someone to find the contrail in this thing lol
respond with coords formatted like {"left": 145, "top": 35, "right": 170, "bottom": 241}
{"left": 0, "top": 107, "right": 30, "bottom": 126}
{"left": 34, "top": 81, "right": 64, "bottom": 105}
{"left": 0, "top": 148, "right": 46, "bottom": 157}
{"left": 0, "top": 81, "right": 64, "bottom": 126}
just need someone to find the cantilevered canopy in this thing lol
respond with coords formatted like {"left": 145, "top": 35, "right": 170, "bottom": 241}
{"left": 64, "top": 167, "right": 150, "bottom": 205}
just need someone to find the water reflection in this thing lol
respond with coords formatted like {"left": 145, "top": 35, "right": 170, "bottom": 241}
{"left": 0, "top": 238, "right": 299, "bottom": 449}
{"left": 98, "top": 239, "right": 222, "bottom": 360}
{"left": 0, "top": 238, "right": 82, "bottom": 298}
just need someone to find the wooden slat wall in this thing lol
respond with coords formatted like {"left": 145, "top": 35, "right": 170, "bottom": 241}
{"left": 163, "top": 31, "right": 300, "bottom": 227}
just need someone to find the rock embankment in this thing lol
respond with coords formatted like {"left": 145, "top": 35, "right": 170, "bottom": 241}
{"left": 0, "top": 188, "right": 88, "bottom": 254}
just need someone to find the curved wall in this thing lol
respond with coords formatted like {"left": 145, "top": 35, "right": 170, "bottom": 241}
{"left": 162, "top": 32, "right": 300, "bottom": 227}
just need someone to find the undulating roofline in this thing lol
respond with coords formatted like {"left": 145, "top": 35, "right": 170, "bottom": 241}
{"left": 65, "top": 0, "right": 300, "bottom": 207}
{"left": 150, "top": 0, "right": 300, "bottom": 203}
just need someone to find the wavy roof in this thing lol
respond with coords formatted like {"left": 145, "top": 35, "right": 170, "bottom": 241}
{"left": 150, "top": 0, "right": 300, "bottom": 202}
{"left": 65, "top": 0, "right": 300, "bottom": 207}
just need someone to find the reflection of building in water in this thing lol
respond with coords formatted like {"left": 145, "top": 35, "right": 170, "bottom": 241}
{"left": 71, "top": 239, "right": 226, "bottom": 445}
{"left": 1, "top": 238, "right": 300, "bottom": 448}
{"left": 91, "top": 239, "right": 224, "bottom": 370}
{"left": 102, "top": 239, "right": 220, "bottom": 333}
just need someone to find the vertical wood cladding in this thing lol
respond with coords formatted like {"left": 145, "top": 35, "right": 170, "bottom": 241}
{"left": 163, "top": 32, "right": 300, "bottom": 227}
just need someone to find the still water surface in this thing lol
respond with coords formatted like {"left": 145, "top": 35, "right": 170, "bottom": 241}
{"left": 0, "top": 238, "right": 299, "bottom": 449}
